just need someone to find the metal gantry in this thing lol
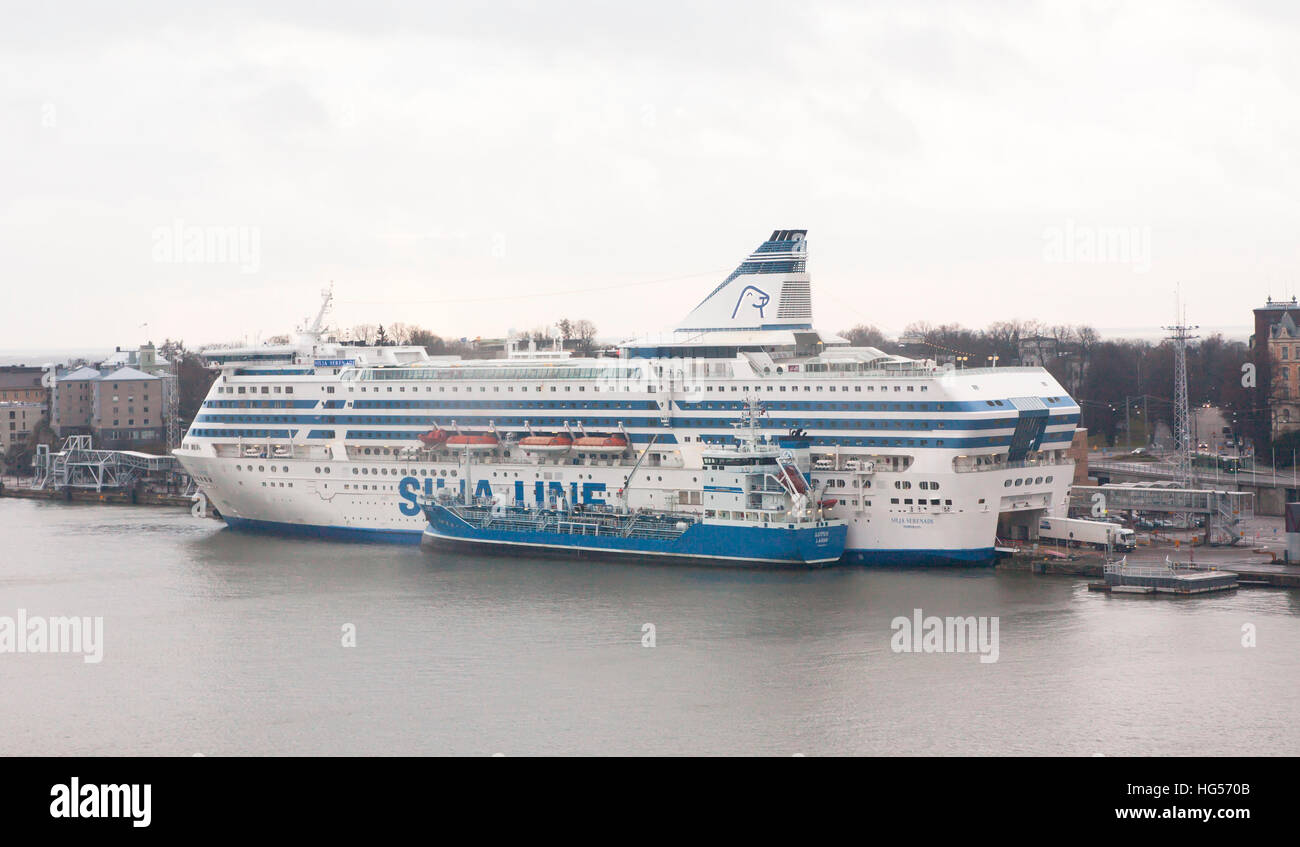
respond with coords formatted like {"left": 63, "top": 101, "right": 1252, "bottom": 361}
{"left": 1070, "top": 483, "right": 1253, "bottom": 546}
{"left": 1164, "top": 317, "right": 1198, "bottom": 490}
{"left": 166, "top": 357, "right": 181, "bottom": 451}
{"left": 32, "top": 434, "right": 181, "bottom": 492}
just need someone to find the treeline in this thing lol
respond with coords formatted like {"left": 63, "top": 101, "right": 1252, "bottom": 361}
{"left": 342, "top": 317, "right": 601, "bottom": 356}
{"left": 158, "top": 339, "right": 219, "bottom": 432}
{"left": 341, "top": 323, "right": 478, "bottom": 356}
{"left": 839, "top": 322, "right": 1254, "bottom": 447}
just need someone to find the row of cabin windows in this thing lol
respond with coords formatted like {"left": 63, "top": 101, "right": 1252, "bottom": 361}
{"left": 215, "top": 382, "right": 946, "bottom": 399}
{"left": 218, "top": 385, "right": 296, "bottom": 395}
{"left": 235, "top": 461, "right": 608, "bottom": 482}
{"left": 344, "top": 383, "right": 931, "bottom": 394}
{"left": 816, "top": 478, "right": 872, "bottom": 489}
{"left": 1003, "top": 475, "right": 1055, "bottom": 487}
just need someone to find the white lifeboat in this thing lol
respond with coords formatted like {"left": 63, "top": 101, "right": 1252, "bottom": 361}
{"left": 573, "top": 433, "right": 629, "bottom": 455}
{"left": 519, "top": 433, "right": 573, "bottom": 454}
{"left": 445, "top": 432, "right": 499, "bottom": 451}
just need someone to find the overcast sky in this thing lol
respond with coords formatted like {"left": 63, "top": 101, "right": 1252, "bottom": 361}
{"left": 3, "top": 0, "right": 1298, "bottom": 352}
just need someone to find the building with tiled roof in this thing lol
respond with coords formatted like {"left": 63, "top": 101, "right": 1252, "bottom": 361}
{"left": 53, "top": 364, "right": 165, "bottom": 446}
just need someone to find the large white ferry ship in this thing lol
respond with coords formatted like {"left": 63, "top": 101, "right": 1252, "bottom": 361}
{"left": 175, "top": 230, "right": 1080, "bottom": 565}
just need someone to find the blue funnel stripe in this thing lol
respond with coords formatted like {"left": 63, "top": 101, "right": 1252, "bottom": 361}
{"left": 690, "top": 241, "right": 807, "bottom": 312}
{"left": 753, "top": 238, "right": 805, "bottom": 255}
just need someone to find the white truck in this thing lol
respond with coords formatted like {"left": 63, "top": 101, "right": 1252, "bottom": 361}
{"left": 1037, "top": 517, "right": 1136, "bottom": 551}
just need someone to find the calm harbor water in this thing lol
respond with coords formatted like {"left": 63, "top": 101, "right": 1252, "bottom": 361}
{"left": 2, "top": 498, "right": 1298, "bottom": 756}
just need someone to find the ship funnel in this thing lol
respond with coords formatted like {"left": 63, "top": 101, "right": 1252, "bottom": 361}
{"left": 675, "top": 230, "right": 811, "bottom": 332}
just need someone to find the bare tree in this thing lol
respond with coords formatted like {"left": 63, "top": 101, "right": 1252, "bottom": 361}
{"left": 387, "top": 322, "right": 412, "bottom": 345}
{"left": 571, "top": 319, "right": 598, "bottom": 355}
{"left": 408, "top": 327, "right": 445, "bottom": 354}
{"left": 840, "top": 324, "right": 890, "bottom": 348}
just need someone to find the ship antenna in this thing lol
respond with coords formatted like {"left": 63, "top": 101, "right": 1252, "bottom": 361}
{"left": 732, "top": 394, "right": 763, "bottom": 452}
{"left": 308, "top": 283, "right": 334, "bottom": 336}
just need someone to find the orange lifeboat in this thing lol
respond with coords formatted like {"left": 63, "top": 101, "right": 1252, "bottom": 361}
{"left": 779, "top": 462, "right": 809, "bottom": 494}
{"left": 519, "top": 433, "right": 573, "bottom": 455}
{"left": 417, "top": 429, "right": 449, "bottom": 447}
{"left": 445, "top": 432, "right": 499, "bottom": 451}
{"left": 573, "top": 433, "right": 629, "bottom": 455}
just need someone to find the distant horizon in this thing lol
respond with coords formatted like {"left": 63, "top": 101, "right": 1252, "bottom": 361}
{"left": 0, "top": 323, "right": 1254, "bottom": 367}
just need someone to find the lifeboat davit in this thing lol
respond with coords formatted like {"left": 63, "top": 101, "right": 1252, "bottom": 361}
{"left": 779, "top": 462, "right": 809, "bottom": 494}
{"left": 445, "top": 432, "right": 499, "bottom": 451}
{"left": 573, "top": 433, "right": 629, "bottom": 455}
{"left": 417, "top": 429, "right": 449, "bottom": 447}
{"left": 519, "top": 433, "right": 573, "bottom": 454}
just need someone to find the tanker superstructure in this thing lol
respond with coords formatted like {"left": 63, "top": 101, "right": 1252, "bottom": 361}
{"left": 175, "top": 230, "right": 1080, "bottom": 565}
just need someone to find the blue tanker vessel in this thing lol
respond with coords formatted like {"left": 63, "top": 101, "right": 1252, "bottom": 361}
{"left": 420, "top": 402, "right": 847, "bottom": 566}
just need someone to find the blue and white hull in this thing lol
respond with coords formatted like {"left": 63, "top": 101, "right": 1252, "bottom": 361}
{"left": 176, "top": 228, "right": 1080, "bottom": 567}
{"left": 420, "top": 503, "right": 847, "bottom": 566}
{"left": 210, "top": 511, "right": 991, "bottom": 565}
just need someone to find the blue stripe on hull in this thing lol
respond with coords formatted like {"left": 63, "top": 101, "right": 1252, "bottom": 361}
{"left": 423, "top": 506, "right": 845, "bottom": 565}
{"left": 842, "top": 547, "right": 997, "bottom": 567}
{"left": 422, "top": 532, "right": 836, "bottom": 569}
{"left": 222, "top": 516, "right": 423, "bottom": 544}
{"left": 219, "top": 517, "right": 995, "bottom": 565}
